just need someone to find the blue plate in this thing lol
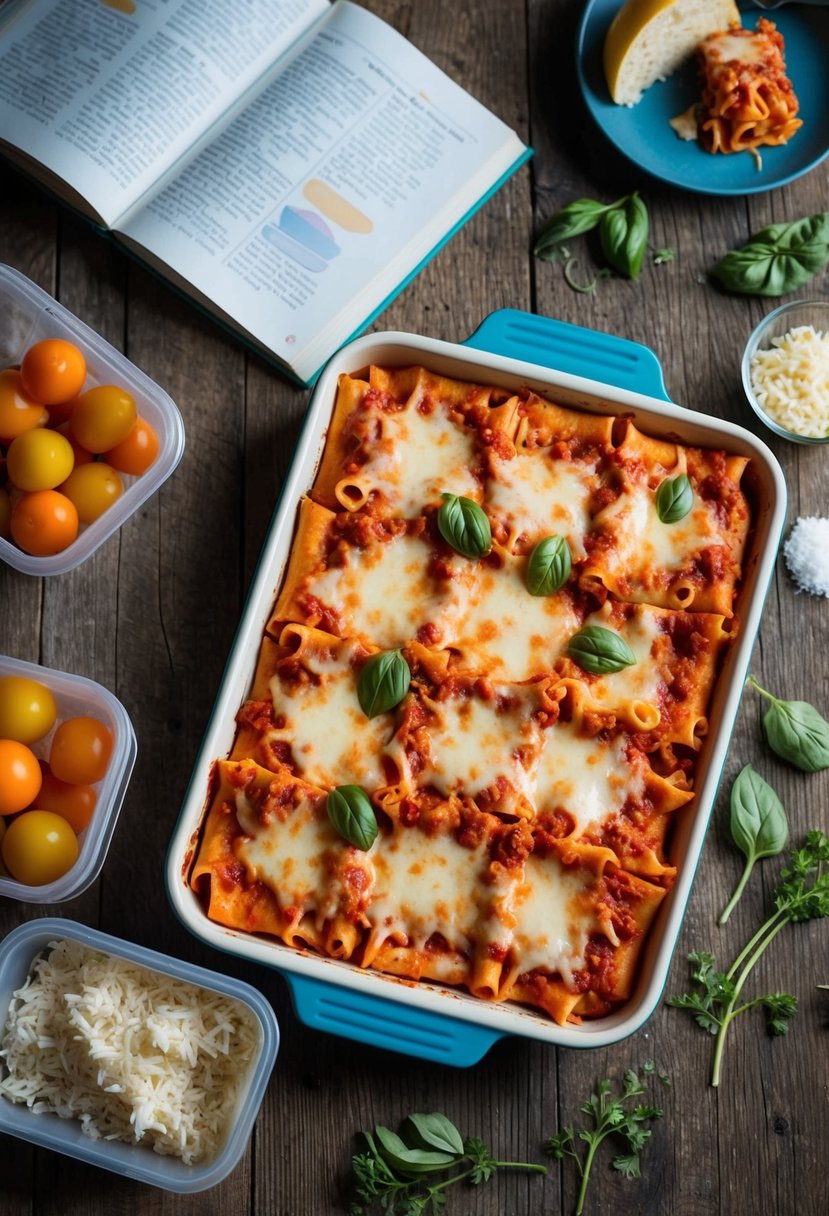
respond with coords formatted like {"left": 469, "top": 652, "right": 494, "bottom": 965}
{"left": 577, "top": 0, "right": 829, "bottom": 195}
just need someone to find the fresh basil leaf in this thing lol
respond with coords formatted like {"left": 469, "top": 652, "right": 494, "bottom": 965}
{"left": 437, "top": 493, "right": 491, "bottom": 559}
{"left": 533, "top": 197, "right": 622, "bottom": 258}
{"left": 374, "top": 1125, "right": 457, "bottom": 1175}
{"left": 655, "top": 474, "right": 693, "bottom": 524}
{"left": 402, "top": 1113, "right": 465, "bottom": 1158}
{"left": 712, "top": 212, "right": 829, "bottom": 297}
{"left": 748, "top": 676, "right": 829, "bottom": 771}
{"left": 566, "top": 625, "right": 636, "bottom": 675}
{"left": 526, "top": 535, "right": 571, "bottom": 596}
{"left": 599, "top": 193, "right": 649, "bottom": 279}
{"left": 730, "top": 765, "right": 788, "bottom": 862}
{"left": 357, "top": 649, "right": 410, "bottom": 718}
{"left": 325, "top": 785, "right": 378, "bottom": 851}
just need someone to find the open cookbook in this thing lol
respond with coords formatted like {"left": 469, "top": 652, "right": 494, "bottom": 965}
{"left": 0, "top": 0, "right": 529, "bottom": 384}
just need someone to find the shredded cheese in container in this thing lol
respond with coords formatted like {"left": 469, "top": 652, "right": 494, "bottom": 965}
{"left": 749, "top": 325, "right": 829, "bottom": 438}
{"left": 0, "top": 939, "right": 258, "bottom": 1163}
{"left": 783, "top": 517, "right": 829, "bottom": 598}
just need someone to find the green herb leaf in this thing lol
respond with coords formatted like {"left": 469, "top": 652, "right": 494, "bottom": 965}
{"left": 599, "top": 193, "right": 649, "bottom": 279}
{"left": 711, "top": 212, "right": 829, "bottom": 297}
{"left": 533, "top": 197, "right": 623, "bottom": 258}
{"left": 719, "top": 764, "right": 788, "bottom": 924}
{"left": 437, "top": 493, "right": 491, "bottom": 559}
{"left": 357, "top": 649, "right": 411, "bottom": 718}
{"left": 567, "top": 625, "right": 636, "bottom": 675}
{"left": 402, "top": 1114, "right": 464, "bottom": 1158}
{"left": 748, "top": 676, "right": 829, "bottom": 772}
{"left": 762, "top": 992, "right": 797, "bottom": 1036}
{"left": 326, "top": 785, "right": 378, "bottom": 851}
{"left": 374, "top": 1126, "right": 457, "bottom": 1176}
{"left": 526, "top": 535, "right": 571, "bottom": 596}
{"left": 655, "top": 474, "right": 693, "bottom": 524}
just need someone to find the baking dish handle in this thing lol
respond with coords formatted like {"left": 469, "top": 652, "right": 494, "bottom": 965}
{"left": 464, "top": 309, "right": 671, "bottom": 402}
{"left": 286, "top": 974, "right": 503, "bottom": 1066}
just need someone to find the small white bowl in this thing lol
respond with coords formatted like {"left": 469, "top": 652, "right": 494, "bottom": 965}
{"left": 0, "top": 264, "right": 185, "bottom": 575}
{"left": 741, "top": 299, "right": 829, "bottom": 445}
{"left": 0, "top": 655, "right": 136, "bottom": 903}
{"left": 0, "top": 919, "right": 279, "bottom": 1192}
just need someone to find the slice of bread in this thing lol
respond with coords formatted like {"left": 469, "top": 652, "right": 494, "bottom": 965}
{"left": 603, "top": 0, "right": 741, "bottom": 106}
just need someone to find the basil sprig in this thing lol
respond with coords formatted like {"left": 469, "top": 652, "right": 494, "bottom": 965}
{"left": 326, "top": 785, "right": 378, "bottom": 851}
{"left": 599, "top": 193, "right": 649, "bottom": 279}
{"left": 526, "top": 535, "right": 571, "bottom": 596}
{"left": 437, "top": 493, "right": 491, "bottom": 559}
{"left": 719, "top": 764, "right": 789, "bottom": 924}
{"left": 357, "top": 649, "right": 410, "bottom": 718}
{"left": 712, "top": 213, "right": 829, "bottom": 297}
{"left": 748, "top": 675, "right": 829, "bottom": 771}
{"left": 566, "top": 625, "right": 636, "bottom": 675}
{"left": 655, "top": 474, "right": 693, "bottom": 524}
{"left": 533, "top": 196, "right": 625, "bottom": 259}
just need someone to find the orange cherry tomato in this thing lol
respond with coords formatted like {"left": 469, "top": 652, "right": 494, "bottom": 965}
{"left": 70, "top": 386, "right": 136, "bottom": 454}
{"left": 10, "top": 490, "right": 79, "bottom": 556}
{"left": 1, "top": 810, "right": 78, "bottom": 885}
{"left": 0, "top": 487, "right": 10, "bottom": 540}
{"left": 49, "top": 716, "right": 113, "bottom": 785}
{"left": 6, "top": 427, "right": 75, "bottom": 492}
{"left": 20, "top": 339, "right": 87, "bottom": 405}
{"left": 36, "top": 766, "right": 97, "bottom": 833}
{"left": 0, "top": 369, "right": 48, "bottom": 442}
{"left": 56, "top": 422, "right": 94, "bottom": 466}
{"left": 105, "top": 416, "right": 159, "bottom": 476}
{"left": 0, "top": 739, "right": 42, "bottom": 815}
{"left": 0, "top": 675, "right": 57, "bottom": 745}
{"left": 60, "top": 462, "right": 123, "bottom": 524}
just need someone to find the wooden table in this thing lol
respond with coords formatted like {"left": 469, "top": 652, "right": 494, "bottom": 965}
{"left": 2, "top": 2, "right": 828, "bottom": 1213}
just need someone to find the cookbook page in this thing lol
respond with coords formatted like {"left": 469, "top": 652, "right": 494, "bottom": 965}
{"left": 118, "top": 0, "right": 525, "bottom": 379}
{"left": 0, "top": 0, "right": 329, "bottom": 227}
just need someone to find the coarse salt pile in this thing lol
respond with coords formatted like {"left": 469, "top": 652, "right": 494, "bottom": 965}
{"left": 750, "top": 325, "right": 829, "bottom": 439}
{"left": 0, "top": 939, "right": 258, "bottom": 1163}
{"left": 783, "top": 517, "right": 829, "bottom": 598}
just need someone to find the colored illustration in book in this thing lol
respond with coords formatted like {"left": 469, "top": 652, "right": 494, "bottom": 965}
{"left": 262, "top": 181, "right": 373, "bottom": 273}
{"left": 99, "top": 0, "right": 136, "bottom": 13}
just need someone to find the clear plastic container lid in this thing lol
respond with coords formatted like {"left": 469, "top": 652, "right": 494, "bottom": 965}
{"left": 0, "top": 263, "right": 185, "bottom": 575}
{"left": 0, "top": 654, "right": 137, "bottom": 902}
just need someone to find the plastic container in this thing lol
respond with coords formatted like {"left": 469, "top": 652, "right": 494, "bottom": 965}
{"left": 0, "top": 918, "right": 279, "bottom": 1192}
{"left": 166, "top": 310, "right": 787, "bottom": 1065}
{"left": 0, "top": 263, "right": 185, "bottom": 575}
{"left": 0, "top": 654, "right": 136, "bottom": 902}
{"left": 742, "top": 298, "right": 829, "bottom": 444}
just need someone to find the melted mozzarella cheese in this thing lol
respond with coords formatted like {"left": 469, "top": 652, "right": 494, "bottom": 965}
{"left": 488, "top": 452, "right": 594, "bottom": 557}
{"left": 509, "top": 856, "right": 601, "bottom": 984}
{"left": 367, "top": 825, "right": 486, "bottom": 952}
{"left": 578, "top": 606, "right": 664, "bottom": 710}
{"left": 357, "top": 405, "right": 479, "bottom": 515}
{"left": 310, "top": 532, "right": 464, "bottom": 649}
{"left": 266, "top": 641, "right": 391, "bottom": 789}
{"left": 535, "top": 722, "right": 643, "bottom": 836}
{"left": 705, "top": 31, "right": 767, "bottom": 69}
{"left": 454, "top": 557, "right": 580, "bottom": 680}
{"left": 596, "top": 481, "right": 723, "bottom": 576}
{"left": 421, "top": 689, "right": 542, "bottom": 804}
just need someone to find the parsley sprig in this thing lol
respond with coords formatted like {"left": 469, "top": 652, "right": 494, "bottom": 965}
{"left": 348, "top": 1111, "right": 546, "bottom": 1215}
{"left": 669, "top": 830, "right": 829, "bottom": 1086}
{"left": 547, "top": 1062, "right": 669, "bottom": 1216}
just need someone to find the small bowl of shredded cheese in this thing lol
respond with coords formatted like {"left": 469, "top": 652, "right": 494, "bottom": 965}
{"left": 742, "top": 300, "right": 829, "bottom": 444}
{"left": 0, "top": 919, "right": 279, "bottom": 1192}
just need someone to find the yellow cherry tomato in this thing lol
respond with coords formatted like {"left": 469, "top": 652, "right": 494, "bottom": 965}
{"left": 105, "top": 416, "right": 159, "bottom": 476}
{"left": 60, "top": 462, "right": 123, "bottom": 524}
{"left": 6, "top": 427, "right": 75, "bottom": 492}
{"left": 1, "top": 809, "right": 79, "bottom": 885}
{"left": 0, "top": 739, "right": 42, "bottom": 815}
{"left": 0, "top": 676, "right": 57, "bottom": 744}
{"left": 50, "top": 716, "right": 113, "bottom": 785}
{"left": 0, "top": 487, "right": 10, "bottom": 540}
{"left": 10, "top": 490, "right": 79, "bottom": 556}
{"left": 20, "top": 339, "right": 87, "bottom": 405}
{"left": 36, "top": 767, "right": 97, "bottom": 833}
{"left": 70, "top": 386, "right": 137, "bottom": 454}
{"left": 0, "top": 369, "right": 48, "bottom": 442}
